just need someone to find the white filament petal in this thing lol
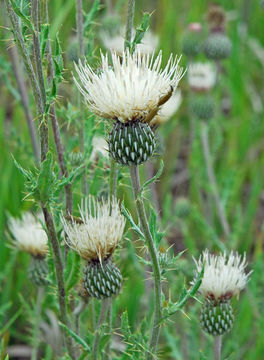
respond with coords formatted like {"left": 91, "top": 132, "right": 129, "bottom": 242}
{"left": 61, "top": 197, "right": 125, "bottom": 262}
{"left": 74, "top": 50, "right": 184, "bottom": 123}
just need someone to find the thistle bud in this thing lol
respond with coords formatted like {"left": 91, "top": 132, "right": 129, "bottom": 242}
{"left": 28, "top": 257, "right": 50, "bottom": 287}
{"left": 108, "top": 121, "right": 156, "bottom": 166}
{"left": 83, "top": 259, "right": 122, "bottom": 299}
{"left": 175, "top": 197, "right": 191, "bottom": 218}
{"left": 204, "top": 33, "right": 232, "bottom": 60}
{"left": 190, "top": 95, "right": 214, "bottom": 121}
{"left": 182, "top": 23, "right": 203, "bottom": 58}
{"left": 200, "top": 300, "right": 234, "bottom": 336}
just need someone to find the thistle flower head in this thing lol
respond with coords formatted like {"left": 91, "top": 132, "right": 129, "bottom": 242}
{"left": 192, "top": 249, "right": 251, "bottom": 302}
{"left": 74, "top": 50, "right": 184, "bottom": 124}
{"left": 101, "top": 29, "right": 158, "bottom": 55}
{"left": 188, "top": 62, "right": 216, "bottom": 92}
{"left": 90, "top": 136, "right": 108, "bottom": 161}
{"left": 151, "top": 91, "right": 182, "bottom": 126}
{"left": 8, "top": 213, "right": 48, "bottom": 258}
{"left": 61, "top": 197, "right": 125, "bottom": 262}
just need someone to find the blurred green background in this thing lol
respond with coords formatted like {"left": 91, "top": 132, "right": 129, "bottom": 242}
{"left": 1, "top": 0, "right": 264, "bottom": 359}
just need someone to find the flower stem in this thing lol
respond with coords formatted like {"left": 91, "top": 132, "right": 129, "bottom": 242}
{"left": 92, "top": 298, "right": 111, "bottom": 360}
{"left": 42, "top": 207, "right": 76, "bottom": 359}
{"left": 129, "top": 164, "right": 162, "bottom": 359}
{"left": 200, "top": 122, "right": 230, "bottom": 239}
{"left": 214, "top": 335, "right": 222, "bottom": 360}
{"left": 31, "top": 287, "right": 44, "bottom": 360}
{"left": 44, "top": 0, "right": 73, "bottom": 215}
{"left": 125, "top": 0, "right": 135, "bottom": 47}
{"left": 109, "top": 159, "right": 118, "bottom": 199}
{"left": 7, "top": 45, "right": 40, "bottom": 163}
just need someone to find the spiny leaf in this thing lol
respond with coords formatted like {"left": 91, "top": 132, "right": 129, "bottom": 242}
{"left": 40, "top": 23, "right": 50, "bottom": 58}
{"left": 10, "top": 0, "right": 34, "bottom": 32}
{"left": 140, "top": 160, "right": 164, "bottom": 195}
{"left": 131, "top": 12, "right": 152, "bottom": 53}
{"left": 121, "top": 204, "right": 144, "bottom": 238}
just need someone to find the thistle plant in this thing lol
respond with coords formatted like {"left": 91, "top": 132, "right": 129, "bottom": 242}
{"left": 61, "top": 197, "right": 125, "bottom": 300}
{"left": 192, "top": 250, "right": 251, "bottom": 359}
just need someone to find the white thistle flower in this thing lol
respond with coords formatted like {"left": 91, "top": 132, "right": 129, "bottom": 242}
{"left": 74, "top": 50, "right": 184, "bottom": 124}
{"left": 151, "top": 91, "right": 182, "bottom": 126}
{"left": 8, "top": 213, "right": 48, "bottom": 258}
{"left": 101, "top": 29, "right": 158, "bottom": 55}
{"left": 192, "top": 249, "right": 251, "bottom": 302}
{"left": 61, "top": 197, "right": 125, "bottom": 262}
{"left": 90, "top": 136, "right": 108, "bottom": 161}
{"left": 188, "top": 62, "right": 216, "bottom": 91}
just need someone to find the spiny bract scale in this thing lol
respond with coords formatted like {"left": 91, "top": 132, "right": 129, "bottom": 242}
{"left": 28, "top": 257, "right": 50, "bottom": 287}
{"left": 108, "top": 121, "right": 156, "bottom": 165}
{"left": 83, "top": 259, "right": 122, "bottom": 299}
{"left": 200, "top": 301, "right": 234, "bottom": 336}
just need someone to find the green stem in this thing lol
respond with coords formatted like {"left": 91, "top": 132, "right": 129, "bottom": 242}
{"left": 31, "top": 287, "right": 44, "bottom": 360}
{"left": 214, "top": 335, "right": 222, "bottom": 360}
{"left": 129, "top": 165, "right": 162, "bottom": 359}
{"left": 92, "top": 298, "right": 111, "bottom": 360}
{"left": 75, "top": 0, "right": 87, "bottom": 195}
{"left": 200, "top": 122, "right": 230, "bottom": 239}
{"left": 125, "top": 0, "right": 135, "bottom": 48}
{"left": 109, "top": 159, "right": 118, "bottom": 199}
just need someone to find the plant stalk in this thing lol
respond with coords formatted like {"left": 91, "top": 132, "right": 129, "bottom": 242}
{"left": 125, "top": 0, "right": 135, "bottom": 48}
{"left": 31, "top": 287, "right": 44, "bottom": 360}
{"left": 200, "top": 122, "right": 230, "bottom": 239}
{"left": 129, "top": 164, "right": 162, "bottom": 359}
{"left": 42, "top": 207, "right": 75, "bottom": 359}
{"left": 8, "top": 45, "right": 40, "bottom": 163}
{"left": 45, "top": 0, "right": 73, "bottom": 215}
{"left": 214, "top": 335, "right": 222, "bottom": 360}
{"left": 92, "top": 298, "right": 111, "bottom": 360}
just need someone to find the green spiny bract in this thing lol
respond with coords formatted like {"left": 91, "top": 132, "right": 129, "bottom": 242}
{"left": 28, "top": 257, "right": 50, "bottom": 287}
{"left": 83, "top": 259, "right": 122, "bottom": 299}
{"left": 108, "top": 121, "right": 156, "bottom": 166}
{"left": 190, "top": 94, "right": 214, "bottom": 121}
{"left": 203, "top": 33, "right": 232, "bottom": 60}
{"left": 200, "top": 300, "right": 234, "bottom": 336}
{"left": 182, "top": 32, "right": 202, "bottom": 58}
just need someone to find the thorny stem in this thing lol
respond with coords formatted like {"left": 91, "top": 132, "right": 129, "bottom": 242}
{"left": 5, "top": 1, "right": 75, "bottom": 357}
{"left": 4, "top": 0, "right": 47, "bottom": 160}
{"left": 125, "top": 0, "right": 135, "bottom": 48}
{"left": 214, "top": 335, "right": 222, "bottom": 360}
{"left": 92, "top": 298, "right": 111, "bottom": 360}
{"left": 31, "top": 287, "right": 44, "bottom": 360}
{"left": 42, "top": 208, "right": 75, "bottom": 359}
{"left": 8, "top": 45, "right": 40, "bottom": 163}
{"left": 200, "top": 122, "right": 230, "bottom": 239}
{"left": 45, "top": 0, "right": 73, "bottom": 215}
{"left": 129, "top": 165, "right": 162, "bottom": 359}
{"left": 75, "top": 0, "right": 87, "bottom": 195}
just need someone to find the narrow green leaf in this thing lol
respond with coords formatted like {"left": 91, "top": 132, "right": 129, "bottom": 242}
{"left": 121, "top": 204, "right": 145, "bottom": 238}
{"left": 10, "top": 0, "right": 34, "bottom": 31}
{"left": 140, "top": 160, "right": 164, "bottom": 194}
{"left": 58, "top": 322, "right": 90, "bottom": 352}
